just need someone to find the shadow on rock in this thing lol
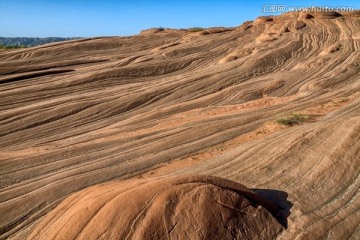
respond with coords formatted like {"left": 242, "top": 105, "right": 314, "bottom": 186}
{"left": 252, "top": 189, "right": 293, "bottom": 228}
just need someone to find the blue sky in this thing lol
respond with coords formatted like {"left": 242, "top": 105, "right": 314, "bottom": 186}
{"left": 0, "top": 0, "right": 359, "bottom": 37}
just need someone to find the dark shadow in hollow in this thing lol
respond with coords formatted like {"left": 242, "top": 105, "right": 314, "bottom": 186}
{"left": 0, "top": 69, "right": 74, "bottom": 84}
{"left": 252, "top": 189, "right": 293, "bottom": 228}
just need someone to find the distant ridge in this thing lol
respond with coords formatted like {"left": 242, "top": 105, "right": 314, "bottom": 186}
{"left": 0, "top": 37, "right": 82, "bottom": 47}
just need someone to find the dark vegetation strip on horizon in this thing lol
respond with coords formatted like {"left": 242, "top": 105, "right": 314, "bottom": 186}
{"left": 0, "top": 44, "right": 27, "bottom": 49}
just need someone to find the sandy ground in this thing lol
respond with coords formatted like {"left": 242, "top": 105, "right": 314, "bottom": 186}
{"left": 0, "top": 11, "right": 359, "bottom": 239}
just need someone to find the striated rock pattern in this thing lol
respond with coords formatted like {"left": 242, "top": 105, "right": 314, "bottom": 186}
{"left": 28, "top": 175, "right": 284, "bottom": 240}
{"left": 0, "top": 11, "right": 359, "bottom": 239}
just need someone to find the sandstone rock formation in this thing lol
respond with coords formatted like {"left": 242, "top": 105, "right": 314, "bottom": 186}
{"left": 0, "top": 11, "right": 359, "bottom": 239}
{"left": 28, "top": 175, "right": 284, "bottom": 240}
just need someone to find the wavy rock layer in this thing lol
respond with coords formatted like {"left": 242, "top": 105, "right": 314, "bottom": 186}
{"left": 28, "top": 175, "right": 284, "bottom": 239}
{"left": 0, "top": 11, "right": 359, "bottom": 239}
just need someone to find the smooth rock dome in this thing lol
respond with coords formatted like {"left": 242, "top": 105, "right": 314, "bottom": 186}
{"left": 28, "top": 175, "right": 284, "bottom": 240}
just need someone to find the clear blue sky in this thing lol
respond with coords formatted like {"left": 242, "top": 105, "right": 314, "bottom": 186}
{"left": 0, "top": 0, "right": 359, "bottom": 37}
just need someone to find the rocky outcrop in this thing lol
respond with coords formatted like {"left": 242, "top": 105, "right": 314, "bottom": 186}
{"left": 0, "top": 11, "right": 359, "bottom": 239}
